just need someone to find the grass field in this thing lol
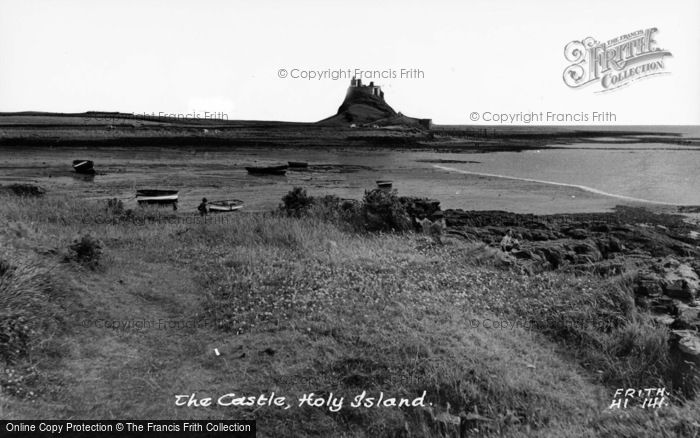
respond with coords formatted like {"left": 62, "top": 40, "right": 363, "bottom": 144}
{"left": 1, "top": 191, "right": 698, "bottom": 437}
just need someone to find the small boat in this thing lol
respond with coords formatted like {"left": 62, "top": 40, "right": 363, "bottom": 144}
{"left": 136, "top": 189, "right": 179, "bottom": 205}
{"left": 376, "top": 180, "right": 393, "bottom": 189}
{"left": 72, "top": 160, "right": 96, "bottom": 174}
{"left": 288, "top": 161, "right": 308, "bottom": 169}
{"left": 245, "top": 165, "right": 288, "bottom": 176}
{"left": 207, "top": 199, "right": 244, "bottom": 212}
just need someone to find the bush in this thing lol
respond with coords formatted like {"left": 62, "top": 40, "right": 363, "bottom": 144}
{"left": 280, "top": 187, "right": 314, "bottom": 217}
{"left": 307, "top": 195, "right": 362, "bottom": 230}
{"left": 360, "top": 189, "right": 412, "bottom": 232}
{"left": 279, "top": 188, "right": 413, "bottom": 233}
{"left": 68, "top": 234, "right": 103, "bottom": 269}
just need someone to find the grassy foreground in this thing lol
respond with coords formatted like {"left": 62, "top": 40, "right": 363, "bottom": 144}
{"left": 0, "top": 192, "right": 698, "bottom": 437}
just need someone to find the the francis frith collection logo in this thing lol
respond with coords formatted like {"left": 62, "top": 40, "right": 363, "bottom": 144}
{"left": 563, "top": 28, "right": 672, "bottom": 92}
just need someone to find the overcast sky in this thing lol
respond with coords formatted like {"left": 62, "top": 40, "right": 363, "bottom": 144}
{"left": 0, "top": 0, "right": 698, "bottom": 124}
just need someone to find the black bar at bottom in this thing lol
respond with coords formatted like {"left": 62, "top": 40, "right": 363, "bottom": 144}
{"left": 0, "top": 420, "right": 256, "bottom": 437}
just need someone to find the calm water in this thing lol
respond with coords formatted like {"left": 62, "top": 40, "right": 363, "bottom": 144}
{"left": 430, "top": 143, "right": 700, "bottom": 206}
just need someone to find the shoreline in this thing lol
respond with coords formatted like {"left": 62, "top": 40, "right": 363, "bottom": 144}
{"left": 1, "top": 144, "right": 699, "bottom": 216}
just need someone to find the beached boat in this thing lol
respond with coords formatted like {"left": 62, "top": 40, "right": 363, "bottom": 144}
{"left": 245, "top": 165, "right": 288, "bottom": 175}
{"left": 207, "top": 199, "right": 244, "bottom": 212}
{"left": 376, "top": 180, "right": 393, "bottom": 189}
{"left": 72, "top": 160, "right": 95, "bottom": 174}
{"left": 136, "top": 189, "right": 179, "bottom": 205}
{"left": 288, "top": 161, "right": 308, "bottom": 169}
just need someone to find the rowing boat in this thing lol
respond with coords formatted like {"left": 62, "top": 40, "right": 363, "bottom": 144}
{"left": 208, "top": 199, "right": 244, "bottom": 212}
{"left": 136, "top": 189, "right": 179, "bottom": 205}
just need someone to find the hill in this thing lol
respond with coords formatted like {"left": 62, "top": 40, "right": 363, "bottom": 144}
{"left": 318, "top": 78, "right": 431, "bottom": 128}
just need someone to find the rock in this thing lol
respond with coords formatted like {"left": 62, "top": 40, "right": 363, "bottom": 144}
{"left": 590, "top": 222, "right": 611, "bottom": 232}
{"left": 511, "top": 249, "right": 534, "bottom": 260}
{"left": 635, "top": 271, "right": 664, "bottom": 297}
{"left": 565, "top": 228, "right": 589, "bottom": 239}
{"left": 670, "top": 330, "right": 700, "bottom": 395}
{"left": 400, "top": 197, "right": 441, "bottom": 221}
{"left": 596, "top": 236, "right": 624, "bottom": 256}
{"left": 572, "top": 241, "right": 603, "bottom": 263}
{"left": 527, "top": 230, "right": 553, "bottom": 241}
{"left": 671, "top": 330, "right": 700, "bottom": 359}
{"left": 537, "top": 246, "right": 565, "bottom": 269}
{"left": 673, "top": 301, "right": 700, "bottom": 329}
{"left": 662, "top": 263, "right": 699, "bottom": 300}
{"left": 663, "top": 258, "right": 682, "bottom": 269}
{"left": 651, "top": 314, "right": 676, "bottom": 326}
{"left": 648, "top": 296, "right": 675, "bottom": 314}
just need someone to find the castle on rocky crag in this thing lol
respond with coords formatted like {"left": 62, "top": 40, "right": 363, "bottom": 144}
{"left": 319, "top": 77, "right": 431, "bottom": 129}
{"left": 347, "top": 77, "right": 385, "bottom": 100}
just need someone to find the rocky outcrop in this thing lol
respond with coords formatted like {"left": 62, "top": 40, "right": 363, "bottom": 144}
{"left": 442, "top": 206, "right": 700, "bottom": 392}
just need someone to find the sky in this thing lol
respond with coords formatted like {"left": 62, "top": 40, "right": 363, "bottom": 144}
{"left": 0, "top": 0, "right": 698, "bottom": 125}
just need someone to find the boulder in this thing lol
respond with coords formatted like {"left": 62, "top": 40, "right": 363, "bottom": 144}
{"left": 670, "top": 330, "right": 700, "bottom": 397}
{"left": 634, "top": 271, "right": 664, "bottom": 297}
{"left": 662, "top": 263, "right": 699, "bottom": 301}
{"left": 572, "top": 241, "right": 603, "bottom": 263}
{"left": 673, "top": 301, "right": 700, "bottom": 329}
{"left": 596, "top": 236, "right": 624, "bottom": 256}
{"left": 565, "top": 228, "right": 589, "bottom": 239}
{"left": 651, "top": 314, "right": 675, "bottom": 327}
{"left": 526, "top": 230, "right": 554, "bottom": 241}
{"left": 536, "top": 246, "right": 565, "bottom": 269}
{"left": 648, "top": 296, "right": 675, "bottom": 314}
{"left": 671, "top": 330, "right": 700, "bottom": 360}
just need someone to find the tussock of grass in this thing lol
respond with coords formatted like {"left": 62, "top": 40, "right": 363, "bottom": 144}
{"left": 0, "top": 252, "right": 56, "bottom": 364}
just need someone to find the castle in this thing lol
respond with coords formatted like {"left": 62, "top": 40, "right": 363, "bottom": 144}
{"left": 320, "top": 77, "right": 431, "bottom": 129}
{"left": 347, "top": 77, "right": 385, "bottom": 100}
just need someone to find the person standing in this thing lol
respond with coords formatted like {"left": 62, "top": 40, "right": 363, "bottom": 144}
{"left": 197, "top": 197, "right": 208, "bottom": 216}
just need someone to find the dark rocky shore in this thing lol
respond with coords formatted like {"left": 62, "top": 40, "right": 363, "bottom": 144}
{"left": 408, "top": 199, "right": 700, "bottom": 388}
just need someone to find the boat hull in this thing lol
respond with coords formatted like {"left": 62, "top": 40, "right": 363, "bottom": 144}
{"left": 207, "top": 199, "right": 244, "bottom": 212}
{"left": 246, "top": 166, "right": 288, "bottom": 176}
{"left": 208, "top": 204, "right": 243, "bottom": 212}
{"left": 72, "top": 160, "right": 95, "bottom": 174}
{"left": 136, "top": 190, "right": 179, "bottom": 205}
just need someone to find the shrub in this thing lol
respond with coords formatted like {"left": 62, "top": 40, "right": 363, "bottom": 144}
{"left": 68, "top": 234, "right": 103, "bottom": 269}
{"left": 280, "top": 187, "right": 314, "bottom": 217}
{"left": 306, "top": 195, "right": 362, "bottom": 230}
{"left": 279, "top": 188, "right": 413, "bottom": 233}
{"left": 360, "top": 189, "right": 412, "bottom": 232}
